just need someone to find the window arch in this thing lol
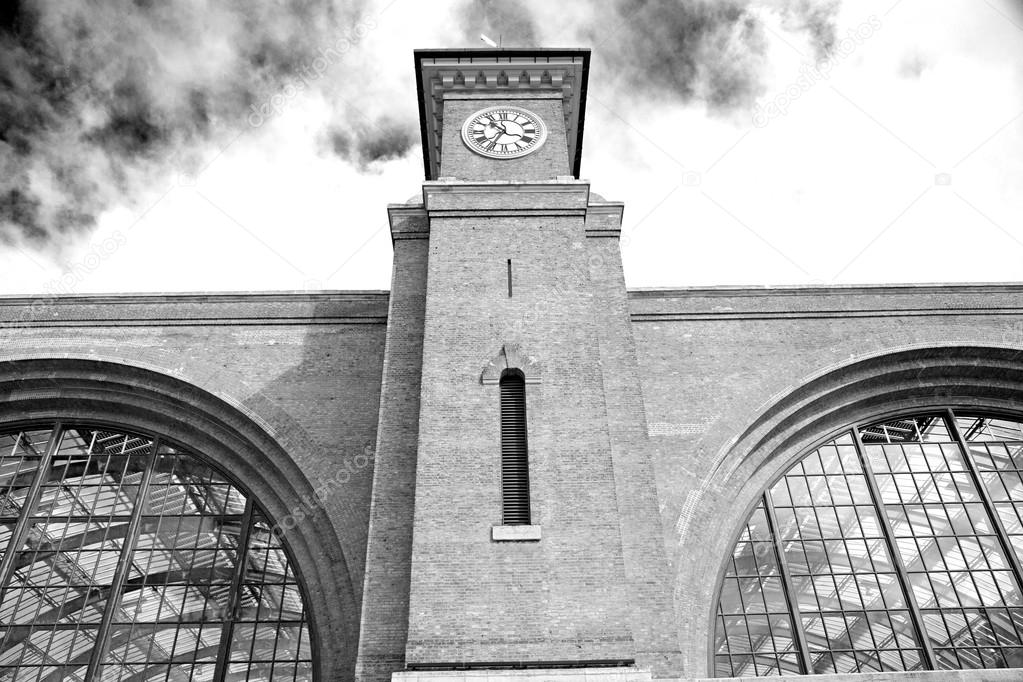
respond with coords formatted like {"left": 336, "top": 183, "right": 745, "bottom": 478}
{"left": 0, "top": 421, "right": 313, "bottom": 681}
{"left": 715, "top": 410, "right": 1023, "bottom": 676}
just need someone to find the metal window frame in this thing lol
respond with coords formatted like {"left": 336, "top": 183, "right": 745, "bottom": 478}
{"left": 762, "top": 493, "right": 814, "bottom": 673}
{"left": 712, "top": 408, "right": 1023, "bottom": 678}
{"left": 0, "top": 421, "right": 316, "bottom": 682}
{"left": 85, "top": 435, "right": 160, "bottom": 679}
{"left": 0, "top": 424, "right": 63, "bottom": 602}
{"left": 212, "top": 498, "right": 255, "bottom": 681}
{"left": 853, "top": 426, "right": 938, "bottom": 669}
{"left": 945, "top": 409, "right": 1023, "bottom": 593}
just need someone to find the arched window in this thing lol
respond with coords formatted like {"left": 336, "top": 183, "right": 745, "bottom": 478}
{"left": 499, "top": 371, "right": 531, "bottom": 525}
{"left": 715, "top": 411, "right": 1023, "bottom": 676}
{"left": 0, "top": 422, "right": 313, "bottom": 681}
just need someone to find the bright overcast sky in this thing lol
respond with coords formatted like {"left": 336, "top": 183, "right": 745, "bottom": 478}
{"left": 2, "top": 0, "right": 1022, "bottom": 295}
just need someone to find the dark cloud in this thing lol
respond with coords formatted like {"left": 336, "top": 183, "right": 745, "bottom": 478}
{"left": 592, "top": 0, "right": 841, "bottom": 112}
{"left": 780, "top": 0, "right": 841, "bottom": 60}
{"left": 324, "top": 116, "right": 418, "bottom": 172}
{"left": 460, "top": 0, "right": 539, "bottom": 47}
{"left": 0, "top": 1, "right": 22, "bottom": 34}
{"left": 0, "top": 189, "right": 42, "bottom": 242}
{"left": 452, "top": 0, "right": 826, "bottom": 112}
{"left": 590, "top": 0, "right": 769, "bottom": 111}
{"left": 2, "top": 0, "right": 844, "bottom": 252}
{"left": 0, "top": 0, "right": 387, "bottom": 251}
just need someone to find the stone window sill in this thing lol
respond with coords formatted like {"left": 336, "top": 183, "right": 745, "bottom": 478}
{"left": 491, "top": 525, "right": 541, "bottom": 542}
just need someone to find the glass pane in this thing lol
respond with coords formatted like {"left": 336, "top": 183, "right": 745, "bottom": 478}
{"left": 715, "top": 413, "right": 1023, "bottom": 677}
{"left": 713, "top": 501, "right": 801, "bottom": 674}
{"left": 0, "top": 425, "right": 314, "bottom": 682}
{"left": 861, "top": 416, "right": 950, "bottom": 445}
{"left": 867, "top": 426, "right": 1023, "bottom": 658}
{"left": 969, "top": 431, "right": 1023, "bottom": 582}
{"left": 717, "top": 431, "right": 926, "bottom": 676}
{"left": 959, "top": 416, "right": 1023, "bottom": 443}
{"left": 1, "top": 427, "right": 152, "bottom": 681}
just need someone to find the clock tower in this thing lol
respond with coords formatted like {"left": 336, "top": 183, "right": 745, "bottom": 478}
{"left": 357, "top": 49, "right": 682, "bottom": 682}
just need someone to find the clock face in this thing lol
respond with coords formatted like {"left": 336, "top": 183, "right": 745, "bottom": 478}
{"left": 461, "top": 106, "right": 547, "bottom": 159}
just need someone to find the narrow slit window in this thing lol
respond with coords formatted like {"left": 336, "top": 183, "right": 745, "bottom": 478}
{"left": 507, "top": 258, "right": 513, "bottom": 297}
{"left": 500, "top": 370, "right": 530, "bottom": 524}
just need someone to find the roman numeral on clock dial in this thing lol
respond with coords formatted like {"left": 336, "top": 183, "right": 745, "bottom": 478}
{"left": 462, "top": 106, "right": 546, "bottom": 158}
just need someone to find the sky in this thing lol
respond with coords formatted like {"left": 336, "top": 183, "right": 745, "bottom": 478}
{"left": 1, "top": 0, "right": 1022, "bottom": 296}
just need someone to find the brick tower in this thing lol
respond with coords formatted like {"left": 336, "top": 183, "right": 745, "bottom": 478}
{"left": 356, "top": 49, "right": 681, "bottom": 682}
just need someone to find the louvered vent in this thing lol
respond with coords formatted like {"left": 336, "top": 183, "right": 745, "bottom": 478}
{"left": 500, "top": 372, "right": 531, "bottom": 525}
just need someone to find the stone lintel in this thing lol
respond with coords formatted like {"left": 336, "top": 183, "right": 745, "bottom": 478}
{"left": 491, "top": 525, "right": 542, "bottom": 542}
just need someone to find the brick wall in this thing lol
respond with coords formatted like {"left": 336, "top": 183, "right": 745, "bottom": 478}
{"left": 405, "top": 193, "right": 636, "bottom": 665}
{"left": 587, "top": 230, "right": 683, "bottom": 677}
{"left": 5, "top": 277, "right": 1023, "bottom": 682}
{"left": 0, "top": 291, "right": 388, "bottom": 679}
{"left": 438, "top": 95, "right": 571, "bottom": 181}
{"left": 393, "top": 666, "right": 1023, "bottom": 682}
{"left": 356, "top": 213, "right": 430, "bottom": 681}
{"left": 629, "top": 284, "right": 1023, "bottom": 677}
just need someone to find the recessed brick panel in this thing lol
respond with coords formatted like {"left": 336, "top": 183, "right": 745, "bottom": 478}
{"left": 439, "top": 95, "right": 571, "bottom": 181}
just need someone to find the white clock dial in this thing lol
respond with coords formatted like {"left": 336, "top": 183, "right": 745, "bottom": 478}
{"left": 461, "top": 106, "right": 547, "bottom": 159}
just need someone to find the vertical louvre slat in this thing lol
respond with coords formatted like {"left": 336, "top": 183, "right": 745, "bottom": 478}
{"left": 500, "top": 373, "right": 530, "bottom": 525}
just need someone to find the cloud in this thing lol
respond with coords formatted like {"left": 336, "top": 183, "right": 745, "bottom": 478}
{"left": 778, "top": 0, "right": 841, "bottom": 59}
{"left": 450, "top": 0, "right": 841, "bottom": 113}
{"left": 2, "top": 0, "right": 844, "bottom": 254}
{"left": 0, "top": 0, "right": 383, "bottom": 251}
{"left": 594, "top": 0, "right": 769, "bottom": 110}
{"left": 898, "top": 50, "right": 930, "bottom": 79}
{"left": 323, "top": 116, "right": 418, "bottom": 171}
{"left": 593, "top": 0, "right": 841, "bottom": 111}
{"left": 459, "top": 0, "right": 539, "bottom": 47}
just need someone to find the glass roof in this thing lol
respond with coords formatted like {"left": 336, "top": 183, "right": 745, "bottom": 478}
{"left": 0, "top": 424, "right": 313, "bottom": 681}
{"left": 716, "top": 411, "right": 1023, "bottom": 676}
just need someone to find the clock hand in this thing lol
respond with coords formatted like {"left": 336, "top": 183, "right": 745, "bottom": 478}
{"left": 489, "top": 120, "right": 522, "bottom": 141}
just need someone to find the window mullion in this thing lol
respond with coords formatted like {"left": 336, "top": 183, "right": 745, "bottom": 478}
{"left": 212, "top": 497, "right": 256, "bottom": 682}
{"left": 85, "top": 436, "right": 160, "bottom": 681}
{"left": 853, "top": 426, "right": 937, "bottom": 670}
{"left": 0, "top": 423, "right": 64, "bottom": 604}
{"left": 762, "top": 491, "right": 814, "bottom": 674}
{"left": 945, "top": 408, "right": 1023, "bottom": 597}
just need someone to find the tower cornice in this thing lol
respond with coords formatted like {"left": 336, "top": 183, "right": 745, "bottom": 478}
{"left": 387, "top": 180, "right": 624, "bottom": 242}
{"left": 414, "top": 48, "right": 590, "bottom": 181}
